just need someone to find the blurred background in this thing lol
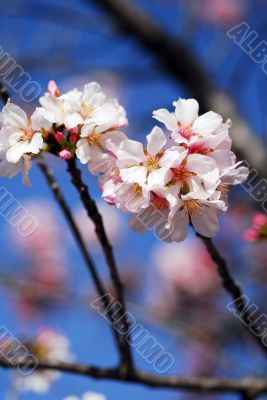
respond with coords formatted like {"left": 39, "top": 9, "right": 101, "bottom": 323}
{"left": 0, "top": 0, "right": 267, "bottom": 399}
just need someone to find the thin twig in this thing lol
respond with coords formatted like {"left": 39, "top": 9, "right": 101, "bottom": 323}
{"left": 0, "top": 358, "right": 266, "bottom": 396}
{"left": 197, "top": 233, "right": 267, "bottom": 356}
{"left": 0, "top": 82, "right": 9, "bottom": 104}
{"left": 37, "top": 155, "right": 125, "bottom": 359}
{"left": 66, "top": 157, "right": 133, "bottom": 371}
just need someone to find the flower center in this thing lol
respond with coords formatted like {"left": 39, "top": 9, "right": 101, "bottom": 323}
{"left": 178, "top": 124, "right": 193, "bottom": 139}
{"left": 88, "top": 132, "right": 101, "bottom": 147}
{"left": 170, "top": 161, "right": 196, "bottom": 185}
{"left": 81, "top": 102, "right": 94, "bottom": 119}
{"left": 133, "top": 183, "right": 142, "bottom": 195}
{"left": 188, "top": 142, "right": 213, "bottom": 155}
{"left": 151, "top": 193, "right": 168, "bottom": 210}
{"left": 217, "top": 183, "right": 229, "bottom": 193}
{"left": 145, "top": 156, "right": 159, "bottom": 173}
{"left": 20, "top": 126, "right": 35, "bottom": 141}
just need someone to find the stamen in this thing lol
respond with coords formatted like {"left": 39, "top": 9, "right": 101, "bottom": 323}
{"left": 217, "top": 183, "right": 229, "bottom": 193}
{"left": 88, "top": 132, "right": 101, "bottom": 147}
{"left": 184, "top": 199, "right": 202, "bottom": 214}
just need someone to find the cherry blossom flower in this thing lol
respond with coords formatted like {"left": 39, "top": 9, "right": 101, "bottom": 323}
{"left": 76, "top": 128, "right": 126, "bottom": 171}
{"left": 153, "top": 98, "right": 223, "bottom": 145}
{"left": 113, "top": 126, "right": 180, "bottom": 188}
{"left": 14, "top": 328, "right": 73, "bottom": 394}
{"left": 0, "top": 103, "right": 50, "bottom": 183}
{"left": 64, "top": 392, "right": 106, "bottom": 400}
{"left": 39, "top": 81, "right": 127, "bottom": 132}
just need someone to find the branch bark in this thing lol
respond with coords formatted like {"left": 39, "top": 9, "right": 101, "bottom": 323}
{"left": 37, "top": 155, "right": 125, "bottom": 361}
{"left": 66, "top": 158, "right": 133, "bottom": 371}
{"left": 0, "top": 358, "right": 265, "bottom": 397}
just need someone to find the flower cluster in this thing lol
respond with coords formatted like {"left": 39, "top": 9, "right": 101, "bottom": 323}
{"left": 0, "top": 82, "right": 248, "bottom": 241}
{"left": 0, "top": 80, "right": 127, "bottom": 184}
{"left": 244, "top": 212, "right": 267, "bottom": 242}
{"left": 99, "top": 98, "right": 248, "bottom": 241}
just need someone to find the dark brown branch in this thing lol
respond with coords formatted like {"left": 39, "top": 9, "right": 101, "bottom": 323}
{"left": 197, "top": 234, "right": 267, "bottom": 356}
{"left": 37, "top": 155, "right": 124, "bottom": 359}
{"left": 66, "top": 158, "right": 133, "bottom": 371}
{"left": 0, "top": 358, "right": 266, "bottom": 397}
{"left": 0, "top": 82, "right": 9, "bottom": 104}
{"left": 88, "top": 0, "right": 267, "bottom": 179}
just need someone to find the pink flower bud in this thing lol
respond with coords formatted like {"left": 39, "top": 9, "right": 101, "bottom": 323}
{"left": 48, "top": 80, "right": 60, "bottom": 97}
{"left": 252, "top": 212, "right": 267, "bottom": 227}
{"left": 70, "top": 134, "right": 77, "bottom": 143}
{"left": 55, "top": 131, "right": 64, "bottom": 142}
{"left": 243, "top": 228, "right": 258, "bottom": 242}
{"left": 68, "top": 127, "right": 79, "bottom": 135}
{"left": 58, "top": 149, "right": 73, "bottom": 160}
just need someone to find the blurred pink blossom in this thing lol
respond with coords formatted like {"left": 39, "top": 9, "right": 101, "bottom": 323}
{"left": 244, "top": 212, "right": 267, "bottom": 242}
{"left": 196, "top": 0, "right": 245, "bottom": 26}
{"left": 10, "top": 201, "right": 69, "bottom": 318}
{"left": 75, "top": 202, "right": 125, "bottom": 251}
{"left": 149, "top": 237, "right": 219, "bottom": 316}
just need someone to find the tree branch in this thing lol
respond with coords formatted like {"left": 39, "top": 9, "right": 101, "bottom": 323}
{"left": 66, "top": 158, "right": 133, "bottom": 371}
{"left": 0, "top": 358, "right": 265, "bottom": 397}
{"left": 0, "top": 82, "right": 9, "bottom": 104}
{"left": 37, "top": 155, "right": 125, "bottom": 361}
{"left": 197, "top": 233, "right": 267, "bottom": 356}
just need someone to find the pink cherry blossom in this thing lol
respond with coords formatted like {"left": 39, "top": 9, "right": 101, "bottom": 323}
{"left": 244, "top": 212, "right": 267, "bottom": 242}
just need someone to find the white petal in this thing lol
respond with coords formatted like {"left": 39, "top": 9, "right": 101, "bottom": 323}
{"left": 152, "top": 108, "right": 177, "bottom": 132}
{"left": 76, "top": 139, "right": 93, "bottom": 164}
{"left": 146, "top": 126, "right": 166, "bottom": 156}
{"left": 187, "top": 154, "right": 219, "bottom": 183}
{"left": 191, "top": 207, "right": 219, "bottom": 237}
{"left": 28, "top": 133, "right": 44, "bottom": 154}
{"left": 81, "top": 122, "right": 96, "bottom": 138}
{"left": 174, "top": 98, "right": 199, "bottom": 125}
{"left": 64, "top": 112, "right": 83, "bottom": 129}
{"left": 159, "top": 146, "right": 187, "bottom": 169}
{"left": 165, "top": 211, "right": 189, "bottom": 243}
{"left": 193, "top": 111, "right": 223, "bottom": 136}
{"left": 0, "top": 159, "right": 22, "bottom": 178}
{"left": 120, "top": 165, "right": 147, "bottom": 185}
{"left": 82, "top": 82, "right": 105, "bottom": 107}
{"left": 1, "top": 103, "right": 28, "bottom": 128}
{"left": 92, "top": 102, "right": 124, "bottom": 128}
{"left": 6, "top": 141, "right": 28, "bottom": 163}
{"left": 116, "top": 139, "right": 146, "bottom": 168}
{"left": 22, "top": 155, "right": 32, "bottom": 186}
{"left": 211, "top": 149, "right": 235, "bottom": 171}
{"left": 100, "top": 130, "right": 126, "bottom": 152}
{"left": 147, "top": 168, "right": 173, "bottom": 189}
{"left": 31, "top": 108, "right": 52, "bottom": 131}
